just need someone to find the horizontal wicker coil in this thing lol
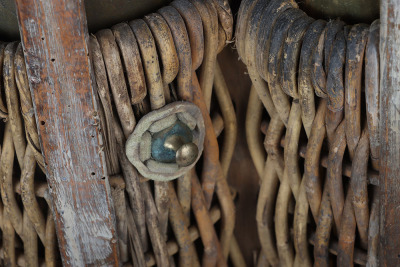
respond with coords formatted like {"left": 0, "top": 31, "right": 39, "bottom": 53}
{"left": 237, "top": 0, "right": 380, "bottom": 266}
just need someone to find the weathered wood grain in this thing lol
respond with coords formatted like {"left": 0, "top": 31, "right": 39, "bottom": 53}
{"left": 379, "top": 0, "right": 400, "bottom": 266}
{"left": 365, "top": 20, "right": 380, "bottom": 171}
{"left": 15, "top": 0, "right": 119, "bottom": 265}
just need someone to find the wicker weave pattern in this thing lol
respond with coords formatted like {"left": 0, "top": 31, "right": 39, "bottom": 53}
{"left": 0, "top": 0, "right": 244, "bottom": 266}
{"left": 237, "top": 0, "right": 380, "bottom": 266}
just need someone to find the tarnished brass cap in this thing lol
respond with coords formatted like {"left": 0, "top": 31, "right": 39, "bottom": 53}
{"left": 176, "top": 143, "right": 199, "bottom": 167}
{"left": 164, "top": 135, "right": 199, "bottom": 167}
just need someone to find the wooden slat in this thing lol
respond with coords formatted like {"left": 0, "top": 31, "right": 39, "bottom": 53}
{"left": 15, "top": 0, "right": 119, "bottom": 265}
{"left": 379, "top": 0, "right": 400, "bottom": 266}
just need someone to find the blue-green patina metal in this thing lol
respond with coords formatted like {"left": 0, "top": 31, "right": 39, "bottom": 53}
{"left": 151, "top": 121, "right": 193, "bottom": 163}
{"left": 125, "top": 101, "right": 205, "bottom": 181}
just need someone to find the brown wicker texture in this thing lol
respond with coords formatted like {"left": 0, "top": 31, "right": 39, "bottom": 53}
{"left": 237, "top": 0, "right": 379, "bottom": 266}
{"left": 0, "top": 0, "right": 245, "bottom": 266}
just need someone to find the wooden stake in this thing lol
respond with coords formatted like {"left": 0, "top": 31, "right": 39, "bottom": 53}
{"left": 379, "top": 0, "right": 400, "bottom": 265}
{"left": 15, "top": 0, "right": 119, "bottom": 265}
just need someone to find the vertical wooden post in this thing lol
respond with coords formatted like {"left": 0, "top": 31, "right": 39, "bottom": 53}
{"left": 379, "top": 0, "right": 400, "bottom": 266}
{"left": 15, "top": 0, "right": 119, "bottom": 265}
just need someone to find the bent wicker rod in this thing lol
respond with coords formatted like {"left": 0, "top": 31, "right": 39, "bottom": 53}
{"left": 238, "top": 0, "right": 380, "bottom": 266}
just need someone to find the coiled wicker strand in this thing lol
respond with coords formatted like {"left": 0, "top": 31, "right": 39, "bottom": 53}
{"left": 237, "top": 0, "right": 380, "bottom": 266}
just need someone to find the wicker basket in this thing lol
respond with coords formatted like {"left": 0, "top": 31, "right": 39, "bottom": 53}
{"left": 0, "top": 0, "right": 244, "bottom": 266}
{"left": 237, "top": 0, "right": 379, "bottom": 266}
